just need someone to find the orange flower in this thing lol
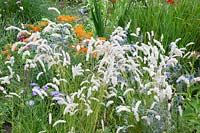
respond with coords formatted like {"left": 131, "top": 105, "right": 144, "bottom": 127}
{"left": 92, "top": 52, "right": 97, "bottom": 58}
{"left": 69, "top": 45, "right": 75, "bottom": 49}
{"left": 98, "top": 37, "right": 106, "bottom": 41}
{"left": 12, "top": 46, "right": 18, "bottom": 51}
{"left": 80, "top": 47, "right": 88, "bottom": 53}
{"left": 57, "top": 15, "right": 65, "bottom": 21}
{"left": 75, "top": 24, "right": 84, "bottom": 35}
{"left": 85, "top": 32, "right": 93, "bottom": 39}
{"left": 65, "top": 16, "right": 73, "bottom": 22}
{"left": 26, "top": 24, "right": 41, "bottom": 32}
{"left": 57, "top": 15, "right": 78, "bottom": 23}
{"left": 1, "top": 45, "right": 11, "bottom": 55}
{"left": 39, "top": 21, "right": 49, "bottom": 27}
{"left": 33, "top": 27, "right": 41, "bottom": 32}
{"left": 2, "top": 49, "right": 9, "bottom": 55}
{"left": 25, "top": 24, "right": 34, "bottom": 29}
{"left": 0, "top": 44, "right": 17, "bottom": 59}
{"left": 75, "top": 24, "right": 93, "bottom": 40}
{"left": 23, "top": 37, "right": 30, "bottom": 42}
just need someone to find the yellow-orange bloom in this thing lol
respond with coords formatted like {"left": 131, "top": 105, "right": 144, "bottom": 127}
{"left": 69, "top": 45, "right": 75, "bottom": 49}
{"left": 92, "top": 52, "right": 97, "bottom": 58}
{"left": 12, "top": 46, "right": 18, "bottom": 51}
{"left": 23, "top": 38, "right": 30, "bottom": 42}
{"left": 57, "top": 15, "right": 78, "bottom": 23}
{"left": 85, "top": 32, "right": 93, "bottom": 39}
{"left": 79, "top": 47, "right": 88, "bottom": 53}
{"left": 98, "top": 37, "right": 106, "bottom": 41}
{"left": 26, "top": 24, "right": 41, "bottom": 32}
{"left": 75, "top": 24, "right": 93, "bottom": 40}
{"left": 6, "top": 54, "right": 11, "bottom": 60}
{"left": 2, "top": 49, "right": 9, "bottom": 55}
{"left": 39, "top": 21, "right": 49, "bottom": 27}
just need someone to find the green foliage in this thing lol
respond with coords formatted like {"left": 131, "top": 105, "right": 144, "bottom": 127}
{"left": 0, "top": 0, "right": 57, "bottom": 50}
{"left": 181, "top": 85, "right": 200, "bottom": 132}
{"left": 97, "top": 0, "right": 200, "bottom": 51}
{"left": 90, "top": 0, "right": 105, "bottom": 37}
{"left": 0, "top": 0, "right": 53, "bottom": 22}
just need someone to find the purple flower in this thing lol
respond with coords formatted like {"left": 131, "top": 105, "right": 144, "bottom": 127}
{"left": 165, "top": 72, "right": 171, "bottom": 78}
{"left": 18, "top": 35, "right": 24, "bottom": 41}
{"left": 32, "top": 91, "right": 37, "bottom": 96}
{"left": 43, "top": 86, "right": 48, "bottom": 91}
{"left": 33, "top": 86, "right": 40, "bottom": 90}
{"left": 30, "top": 82, "right": 37, "bottom": 87}
{"left": 50, "top": 91, "right": 60, "bottom": 96}
{"left": 79, "top": 8, "right": 88, "bottom": 15}
{"left": 29, "top": 100, "right": 35, "bottom": 106}
{"left": 32, "top": 86, "right": 40, "bottom": 96}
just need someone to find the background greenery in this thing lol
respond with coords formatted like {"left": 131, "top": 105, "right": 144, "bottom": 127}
{"left": 90, "top": 0, "right": 200, "bottom": 51}
{"left": 0, "top": 0, "right": 59, "bottom": 51}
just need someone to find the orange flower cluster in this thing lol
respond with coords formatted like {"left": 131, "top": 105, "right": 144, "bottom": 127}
{"left": 69, "top": 28, "right": 106, "bottom": 58}
{"left": 26, "top": 24, "right": 41, "bottom": 32}
{"left": 0, "top": 45, "right": 17, "bottom": 60}
{"left": 75, "top": 24, "right": 93, "bottom": 40}
{"left": 57, "top": 15, "right": 78, "bottom": 23}
{"left": 25, "top": 21, "right": 49, "bottom": 32}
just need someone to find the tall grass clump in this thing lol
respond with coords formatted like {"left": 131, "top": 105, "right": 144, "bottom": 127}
{"left": 90, "top": 0, "right": 200, "bottom": 51}
{"left": 90, "top": 0, "right": 105, "bottom": 37}
{"left": 129, "top": 0, "right": 200, "bottom": 51}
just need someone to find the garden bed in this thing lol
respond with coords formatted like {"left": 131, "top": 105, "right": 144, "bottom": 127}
{"left": 0, "top": 0, "right": 200, "bottom": 132}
